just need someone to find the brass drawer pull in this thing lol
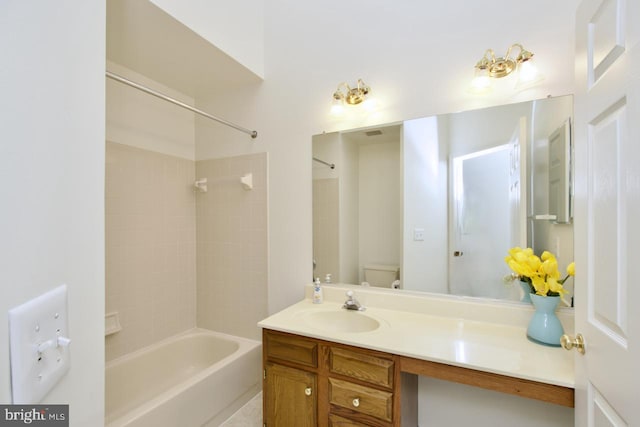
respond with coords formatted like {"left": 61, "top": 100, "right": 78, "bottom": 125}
{"left": 352, "top": 397, "right": 360, "bottom": 408}
{"left": 304, "top": 387, "right": 312, "bottom": 396}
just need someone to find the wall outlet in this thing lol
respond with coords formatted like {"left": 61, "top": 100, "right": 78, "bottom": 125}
{"left": 413, "top": 228, "right": 425, "bottom": 241}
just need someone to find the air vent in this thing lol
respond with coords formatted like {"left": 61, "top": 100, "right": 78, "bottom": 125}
{"left": 365, "top": 130, "right": 383, "bottom": 137}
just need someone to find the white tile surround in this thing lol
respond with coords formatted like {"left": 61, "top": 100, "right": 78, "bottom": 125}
{"left": 105, "top": 144, "right": 268, "bottom": 361}
{"left": 196, "top": 153, "right": 268, "bottom": 340}
{"left": 105, "top": 142, "right": 197, "bottom": 361}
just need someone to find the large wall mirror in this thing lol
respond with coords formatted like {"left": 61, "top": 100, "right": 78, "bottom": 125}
{"left": 312, "top": 95, "right": 574, "bottom": 305}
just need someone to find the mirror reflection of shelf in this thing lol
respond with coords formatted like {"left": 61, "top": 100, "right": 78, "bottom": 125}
{"left": 528, "top": 214, "right": 557, "bottom": 221}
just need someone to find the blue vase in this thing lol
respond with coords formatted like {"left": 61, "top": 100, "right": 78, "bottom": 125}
{"left": 527, "top": 294, "right": 564, "bottom": 347}
{"left": 519, "top": 281, "right": 532, "bottom": 303}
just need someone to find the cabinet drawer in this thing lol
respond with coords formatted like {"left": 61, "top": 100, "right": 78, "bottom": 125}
{"left": 265, "top": 331, "right": 318, "bottom": 368}
{"left": 329, "top": 347, "right": 394, "bottom": 388}
{"left": 329, "top": 378, "right": 393, "bottom": 422}
{"left": 328, "top": 413, "right": 371, "bottom": 427}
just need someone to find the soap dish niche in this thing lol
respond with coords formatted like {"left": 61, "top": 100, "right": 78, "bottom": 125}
{"left": 105, "top": 312, "right": 122, "bottom": 336}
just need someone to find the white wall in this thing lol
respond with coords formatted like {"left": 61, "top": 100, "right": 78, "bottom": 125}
{"left": 339, "top": 135, "right": 360, "bottom": 284}
{"left": 418, "top": 377, "right": 574, "bottom": 426}
{"left": 193, "top": 0, "right": 580, "bottom": 315}
{"left": 312, "top": 133, "right": 341, "bottom": 281}
{"left": 0, "top": 1, "right": 105, "bottom": 425}
{"left": 402, "top": 116, "right": 449, "bottom": 293}
{"left": 447, "top": 101, "right": 533, "bottom": 157}
{"left": 149, "top": 0, "right": 264, "bottom": 78}
{"left": 358, "top": 141, "right": 401, "bottom": 281}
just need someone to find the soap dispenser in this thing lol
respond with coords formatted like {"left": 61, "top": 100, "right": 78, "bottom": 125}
{"left": 313, "top": 277, "right": 323, "bottom": 304}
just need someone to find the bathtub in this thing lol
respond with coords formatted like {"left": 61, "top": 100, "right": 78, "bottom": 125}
{"left": 105, "top": 328, "right": 262, "bottom": 427}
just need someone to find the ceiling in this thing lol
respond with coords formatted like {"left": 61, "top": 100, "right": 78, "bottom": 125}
{"left": 342, "top": 124, "right": 402, "bottom": 146}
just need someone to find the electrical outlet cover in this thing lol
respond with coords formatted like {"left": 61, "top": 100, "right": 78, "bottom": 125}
{"left": 8, "top": 284, "right": 71, "bottom": 403}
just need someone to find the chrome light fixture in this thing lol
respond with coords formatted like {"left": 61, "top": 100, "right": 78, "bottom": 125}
{"left": 471, "top": 43, "right": 541, "bottom": 92}
{"left": 332, "top": 79, "right": 370, "bottom": 107}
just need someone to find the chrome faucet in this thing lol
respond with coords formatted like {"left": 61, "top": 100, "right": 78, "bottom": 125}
{"left": 342, "top": 291, "right": 365, "bottom": 311}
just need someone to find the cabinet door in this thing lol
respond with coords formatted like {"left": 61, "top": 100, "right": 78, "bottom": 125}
{"left": 265, "top": 362, "right": 316, "bottom": 427}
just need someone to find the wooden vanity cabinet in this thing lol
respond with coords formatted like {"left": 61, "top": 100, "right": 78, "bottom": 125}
{"left": 263, "top": 328, "right": 573, "bottom": 426}
{"left": 264, "top": 362, "right": 317, "bottom": 427}
{"left": 263, "top": 329, "right": 406, "bottom": 427}
{"left": 326, "top": 346, "right": 397, "bottom": 425}
{"left": 263, "top": 331, "right": 319, "bottom": 427}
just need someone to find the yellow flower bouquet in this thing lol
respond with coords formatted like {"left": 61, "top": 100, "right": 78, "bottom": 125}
{"left": 504, "top": 247, "right": 575, "bottom": 304}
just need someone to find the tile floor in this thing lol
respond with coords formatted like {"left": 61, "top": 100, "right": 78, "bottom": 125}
{"left": 220, "top": 392, "right": 262, "bottom": 426}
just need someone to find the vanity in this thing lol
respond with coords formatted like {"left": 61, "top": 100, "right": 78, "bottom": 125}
{"left": 259, "top": 285, "right": 574, "bottom": 426}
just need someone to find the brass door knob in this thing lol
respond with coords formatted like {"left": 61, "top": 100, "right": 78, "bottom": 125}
{"left": 352, "top": 398, "right": 360, "bottom": 408}
{"left": 561, "top": 333, "right": 585, "bottom": 354}
{"left": 304, "top": 387, "right": 312, "bottom": 396}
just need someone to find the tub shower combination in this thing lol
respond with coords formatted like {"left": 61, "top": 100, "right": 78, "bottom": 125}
{"left": 105, "top": 329, "right": 261, "bottom": 427}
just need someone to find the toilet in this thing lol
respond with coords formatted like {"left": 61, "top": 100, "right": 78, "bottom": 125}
{"left": 363, "top": 264, "right": 400, "bottom": 288}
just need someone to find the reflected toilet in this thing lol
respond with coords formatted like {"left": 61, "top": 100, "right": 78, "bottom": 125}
{"left": 363, "top": 264, "right": 400, "bottom": 288}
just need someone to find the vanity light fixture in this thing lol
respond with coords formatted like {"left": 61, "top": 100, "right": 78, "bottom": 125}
{"left": 471, "top": 43, "right": 542, "bottom": 92}
{"left": 331, "top": 79, "right": 371, "bottom": 114}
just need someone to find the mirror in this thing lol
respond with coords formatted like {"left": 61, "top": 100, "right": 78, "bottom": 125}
{"left": 312, "top": 95, "right": 574, "bottom": 304}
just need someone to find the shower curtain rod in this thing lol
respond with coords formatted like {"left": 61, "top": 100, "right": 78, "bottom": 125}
{"left": 313, "top": 157, "right": 335, "bottom": 169}
{"left": 105, "top": 71, "right": 258, "bottom": 139}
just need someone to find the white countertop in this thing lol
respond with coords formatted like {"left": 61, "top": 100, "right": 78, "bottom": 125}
{"left": 258, "top": 285, "right": 575, "bottom": 389}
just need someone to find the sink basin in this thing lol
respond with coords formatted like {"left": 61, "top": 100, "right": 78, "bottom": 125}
{"left": 297, "top": 310, "right": 381, "bottom": 333}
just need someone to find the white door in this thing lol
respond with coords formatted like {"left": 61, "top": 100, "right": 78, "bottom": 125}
{"left": 450, "top": 145, "right": 512, "bottom": 299}
{"left": 574, "top": 0, "right": 640, "bottom": 425}
{"left": 508, "top": 117, "right": 528, "bottom": 250}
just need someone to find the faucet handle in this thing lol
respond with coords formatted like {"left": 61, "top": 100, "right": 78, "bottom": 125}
{"left": 343, "top": 290, "right": 365, "bottom": 311}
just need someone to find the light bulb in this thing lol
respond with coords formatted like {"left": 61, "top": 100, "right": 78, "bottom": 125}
{"left": 330, "top": 105, "right": 344, "bottom": 115}
{"left": 470, "top": 76, "right": 492, "bottom": 94}
{"left": 362, "top": 97, "right": 378, "bottom": 111}
{"left": 515, "top": 60, "right": 543, "bottom": 89}
{"left": 469, "top": 67, "right": 492, "bottom": 94}
{"left": 331, "top": 98, "right": 344, "bottom": 116}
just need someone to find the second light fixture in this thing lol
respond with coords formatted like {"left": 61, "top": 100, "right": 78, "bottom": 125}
{"left": 471, "top": 43, "right": 541, "bottom": 92}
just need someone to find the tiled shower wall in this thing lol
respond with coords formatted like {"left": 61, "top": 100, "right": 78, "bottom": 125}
{"left": 105, "top": 142, "right": 196, "bottom": 361}
{"left": 105, "top": 144, "right": 267, "bottom": 359}
{"left": 196, "top": 153, "right": 268, "bottom": 340}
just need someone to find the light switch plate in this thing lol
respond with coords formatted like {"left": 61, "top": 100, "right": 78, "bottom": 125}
{"left": 8, "top": 284, "right": 71, "bottom": 403}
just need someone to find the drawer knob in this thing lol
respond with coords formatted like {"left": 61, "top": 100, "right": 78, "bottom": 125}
{"left": 352, "top": 398, "right": 360, "bottom": 408}
{"left": 304, "top": 387, "right": 312, "bottom": 396}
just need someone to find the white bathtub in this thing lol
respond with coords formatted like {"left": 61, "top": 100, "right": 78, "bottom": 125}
{"left": 105, "top": 328, "right": 262, "bottom": 427}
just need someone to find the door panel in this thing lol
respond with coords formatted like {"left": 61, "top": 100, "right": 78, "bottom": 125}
{"left": 589, "top": 100, "right": 627, "bottom": 340}
{"left": 574, "top": 0, "right": 640, "bottom": 425}
{"left": 449, "top": 145, "right": 513, "bottom": 299}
